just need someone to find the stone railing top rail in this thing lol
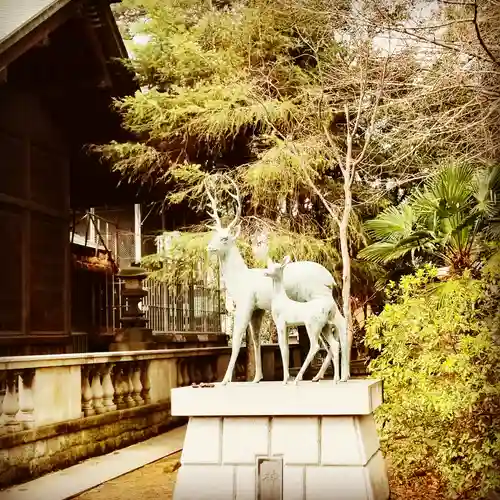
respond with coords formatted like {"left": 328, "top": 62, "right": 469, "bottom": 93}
{"left": 0, "top": 346, "right": 234, "bottom": 371}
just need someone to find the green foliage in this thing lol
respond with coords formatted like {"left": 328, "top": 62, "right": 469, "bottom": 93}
{"left": 105, "top": 5, "right": 500, "bottom": 495}
{"left": 101, "top": 0, "right": 500, "bottom": 330}
{"left": 359, "top": 162, "right": 500, "bottom": 272}
{"left": 264, "top": 227, "right": 338, "bottom": 271}
{"left": 91, "top": 141, "right": 166, "bottom": 183}
{"left": 240, "top": 135, "right": 329, "bottom": 215}
{"left": 142, "top": 231, "right": 215, "bottom": 283}
{"left": 115, "top": 81, "right": 298, "bottom": 146}
{"left": 365, "top": 265, "right": 500, "bottom": 498}
{"left": 142, "top": 224, "right": 340, "bottom": 284}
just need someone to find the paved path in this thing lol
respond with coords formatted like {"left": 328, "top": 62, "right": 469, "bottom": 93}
{"left": 0, "top": 426, "right": 186, "bottom": 500}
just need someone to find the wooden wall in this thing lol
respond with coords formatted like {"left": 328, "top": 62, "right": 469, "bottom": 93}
{"left": 0, "top": 84, "right": 71, "bottom": 355}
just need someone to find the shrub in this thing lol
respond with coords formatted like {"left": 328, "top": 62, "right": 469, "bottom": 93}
{"left": 365, "top": 264, "right": 500, "bottom": 499}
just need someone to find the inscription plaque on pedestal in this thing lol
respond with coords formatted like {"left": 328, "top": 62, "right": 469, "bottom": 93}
{"left": 257, "top": 457, "right": 283, "bottom": 500}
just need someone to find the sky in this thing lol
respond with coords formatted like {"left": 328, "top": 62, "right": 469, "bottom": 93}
{"left": 125, "top": 0, "right": 446, "bottom": 65}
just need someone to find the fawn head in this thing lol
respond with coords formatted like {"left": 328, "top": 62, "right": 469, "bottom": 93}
{"left": 264, "top": 255, "right": 292, "bottom": 281}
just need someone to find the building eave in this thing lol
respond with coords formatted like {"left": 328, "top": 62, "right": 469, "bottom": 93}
{"left": 0, "top": 0, "right": 72, "bottom": 56}
{"left": 0, "top": 0, "right": 136, "bottom": 95}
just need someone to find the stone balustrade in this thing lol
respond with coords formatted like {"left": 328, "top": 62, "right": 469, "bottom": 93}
{"left": 0, "top": 347, "right": 239, "bottom": 434}
{"left": 0, "top": 344, "right": 303, "bottom": 488}
{"left": 0, "top": 343, "right": 300, "bottom": 436}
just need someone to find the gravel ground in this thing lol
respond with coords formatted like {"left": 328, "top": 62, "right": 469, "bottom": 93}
{"left": 73, "top": 452, "right": 181, "bottom": 500}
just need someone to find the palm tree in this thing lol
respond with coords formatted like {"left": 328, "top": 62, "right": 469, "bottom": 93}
{"left": 358, "top": 163, "right": 500, "bottom": 275}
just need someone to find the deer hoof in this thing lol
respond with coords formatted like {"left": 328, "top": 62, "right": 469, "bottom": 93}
{"left": 311, "top": 376, "right": 321, "bottom": 383}
{"left": 252, "top": 375, "right": 263, "bottom": 384}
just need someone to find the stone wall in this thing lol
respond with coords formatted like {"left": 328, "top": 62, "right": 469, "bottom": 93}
{"left": 0, "top": 402, "right": 185, "bottom": 488}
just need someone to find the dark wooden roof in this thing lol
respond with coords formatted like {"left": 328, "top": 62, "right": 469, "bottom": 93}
{"left": 0, "top": 0, "right": 130, "bottom": 69}
{"left": 0, "top": 0, "right": 73, "bottom": 54}
{"left": 1, "top": 0, "right": 143, "bottom": 209}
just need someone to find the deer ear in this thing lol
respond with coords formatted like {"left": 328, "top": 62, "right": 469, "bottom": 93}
{"left": 266, "top": 257, "right": 274, "bottom": 268}
{"left": 281, "top": 255, "right": 291, "bottom": 267}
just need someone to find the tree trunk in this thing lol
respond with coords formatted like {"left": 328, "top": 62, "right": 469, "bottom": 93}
{"left": 340, "top": 147, "right": 353, "bottom": 372}
{"left": 245, "top": 327, "right": 256, "bottom": 381}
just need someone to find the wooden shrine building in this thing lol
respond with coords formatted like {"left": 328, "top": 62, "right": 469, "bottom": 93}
{"left": 0, "top": 0, "right": 139, "bottom": 356}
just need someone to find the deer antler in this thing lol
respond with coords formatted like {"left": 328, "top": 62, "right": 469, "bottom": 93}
{"left": 224, "top": 175, "right": 242, "bottom": 230}
{"left": 204, "top": 176, "right": 222, "bottom": 228}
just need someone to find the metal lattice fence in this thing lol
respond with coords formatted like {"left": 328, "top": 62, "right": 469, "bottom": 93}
{"left": 142, "top": 278, "right": 223, "bottom": 334}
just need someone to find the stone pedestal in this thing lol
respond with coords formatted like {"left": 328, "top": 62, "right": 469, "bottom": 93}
{"left": 171, "top": 380, "right": 390, "bottom": 500}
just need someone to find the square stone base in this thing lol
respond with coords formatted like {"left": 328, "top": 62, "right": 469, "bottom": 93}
{"left": 171, "top": 380, "right": 390, "bottom": 500}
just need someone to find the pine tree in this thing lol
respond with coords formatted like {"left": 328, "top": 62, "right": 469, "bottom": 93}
{"left": 96, "top": 0, "right": 496, "bottom": 354}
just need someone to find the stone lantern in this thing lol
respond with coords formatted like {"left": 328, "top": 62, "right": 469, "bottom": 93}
{"left": 118, "top": 266, "right": 148, "bottom": 328}
{"left": 109, "top": 265, "right": 156, "bottom": 352}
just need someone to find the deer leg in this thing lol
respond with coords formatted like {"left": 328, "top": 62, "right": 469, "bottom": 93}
{"left": 249, "top": 310, "right": 264, "bottom": 383}
{"left": 312, "top": 331, "right": 333, "bottom": 382}
{"left": 322, "top": 325, "right": 340, "bottom": 383}
{"left": 277, "top": 325, "right": 290, "bottom": 385}
{"left": 333, "top": 309, "right": 350, "bottom": 382}
{"left": 294, "top": 327, "right": 320, "bottom": 385}
{"left": 221, "top": 307, "right": 252, "bottom": 385}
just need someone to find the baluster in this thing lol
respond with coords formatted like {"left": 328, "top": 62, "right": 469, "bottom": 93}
{"left": 188, "top": 361, "right": 195, "bottom": 384}
{"left": 183, "top": 360, "right": 191, "bottom": 386}
{"left": 191, "top": 361, "right": 201, "bottom": 384}
{"left": 197, "top": 361, "right": 204, "bottom": 384}
{"left": 132, "top": 364, "right": 144, "bottom": 406}
{"left": 211, "top": 358, "right": 218, "bottom": 382}
{"left": 140, "top": 361, "right": 151, "bottom": 404}
{"left": 177, "top": 360, "right": 184, "bottom": 387}
{"left": 3, "top": 372, "right": 21, "bottom": 432}
{"left": 121, "top": 366, "right": 132, "bottom": 408}
{"left": 203, "top": 358, "right": 214, "bottom": 383}
{"left": 90, "top": 366, "right": 105, "bottom": 415}
{"left": 125, "top": 365, "right": 136, "bottom": 408}
{"left": 102, "top": 364, "right": 116, "bottom": 412}
{"left": 19, "top": 369, "right": 35, "bottom": 430}
{"left": 0, "top": 372, "right": 5, "bottom": 428}
{"left": 113, "top": 366, "right": 126, "bottom": 410}
{"left": 197, "top": 359, "right": 205, "bottom": 383}
{"left": 82, "top": 366, "right": 95, "bottom": 417}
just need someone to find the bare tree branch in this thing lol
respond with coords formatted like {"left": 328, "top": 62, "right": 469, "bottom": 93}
{"left": 472, "top": 0, "right": 500, "bottom": 67}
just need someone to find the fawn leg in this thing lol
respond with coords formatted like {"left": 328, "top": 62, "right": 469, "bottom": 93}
{"left": 312, "top": 346, "right": 331, "bottom": 382}
{"left": 323, "top": 326, "right": 340, "bottom": 383}
{"left": 294, "top": 328, "right": 320, "bottom": 385}
{"left": 312, "top": 334, "right": 332, "bottom": 382}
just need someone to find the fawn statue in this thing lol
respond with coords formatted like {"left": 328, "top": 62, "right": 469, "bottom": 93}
{"left": 264, "top": 256, "right": 341, "bottom": 384}
{"left": 204, "top": 176, "right": 349, "bottom": 385}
